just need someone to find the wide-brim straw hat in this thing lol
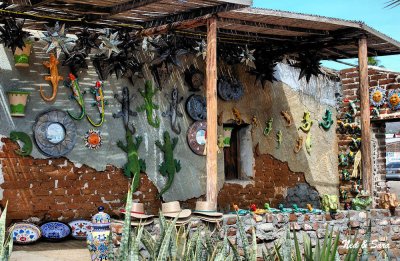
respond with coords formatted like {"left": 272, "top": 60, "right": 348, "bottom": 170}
{"left": 118, "top": 202, "right": 154, "bottom": 219}
{"left": 112, "top": 218, "right": 154, "bottom": 227}
{"left": 161, "top": 201, "right": 191, "bottom": 219}
{"left": 193, "top": 201, "right": 223, "bottom": 217}
{"left": 165, "top": 216, "right": 192, "bottom": 226}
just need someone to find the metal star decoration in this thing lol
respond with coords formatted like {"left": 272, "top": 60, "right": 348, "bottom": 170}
{"left": 42, "top": 22, "right": 75, "bottom": 58}
{"left": 0, "top": 18, "right": 31, "bottom": 53}
{"left": 75, "top": 27, "right": 100, "bottom": 54}
{"left": 193, "top": 40, "right": 207, "bottom": 60}
{"left": 249, "top": 49, "right": 281, "bottom": 88}
{"left": 240, "top": 45, "right": 256, "bottom": 69}
{"left": 292, "top": 51, "right": 323, "bottom": 83}
{"left": 62, "top": 48, "right": 88, "bottom": 76}
{"left": 117, "top": 30, "right": 140, "bottom": 54}
{"left": 98, "top": 30, "right": 122, "bottom": 58}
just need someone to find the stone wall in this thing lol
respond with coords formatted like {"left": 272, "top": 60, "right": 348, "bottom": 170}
{"left": 338, "top": 67, "right": 400, "bottom": 206}
{"left": 112, "top": 210, "right": 400, "bottom": 259}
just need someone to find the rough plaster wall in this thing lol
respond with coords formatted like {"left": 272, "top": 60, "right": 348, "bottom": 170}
{"left": 0, "top": 135, "right": 4, "bottom": 200}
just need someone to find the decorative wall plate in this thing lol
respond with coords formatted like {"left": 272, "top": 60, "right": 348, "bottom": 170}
{"left": 40, "top": 221, "right": 71, "bottom": 241}
{"left": 370, "top": 86, "right": 386, "bottom": 107}
{"left": 68, "top": 219, "right": 92, "bottom": 240}
{"left": 186, "top": 94, "right": 207, "bottom": 121}
{"left": 388, "top": 89, "right": 400, "bottom": 111}
{"left": 187, "top": 121, "right": 207, "bottom": 156}
{"left": 217, "top": 77, "right": 244, "bottom": 101}
{"left": 11, "top": 223, "right": 41, "bottom": 244}
{"left": 84, "top": 129, "right": 102, "bottom": 150}
{"left": 33, "top": 109, "right": 77, "bottom": 157}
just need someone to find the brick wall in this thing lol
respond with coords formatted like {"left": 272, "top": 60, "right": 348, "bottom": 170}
{"left": 338, "top": 67, "right": 400, "bottom": 206}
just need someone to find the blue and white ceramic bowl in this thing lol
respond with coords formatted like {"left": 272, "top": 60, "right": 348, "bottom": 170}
{"left": 40, "top": 221, "right": 71, "bottom": 241}
{"left": 11, "top": 223, "right": 41, "bottom": 244}
{"left": 68, "top": 219, "right": 92, "bottom": 240}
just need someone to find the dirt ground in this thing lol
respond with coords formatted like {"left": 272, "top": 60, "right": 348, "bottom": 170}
{"left": 10, "top": 240, "right": 91, "bottom": 261}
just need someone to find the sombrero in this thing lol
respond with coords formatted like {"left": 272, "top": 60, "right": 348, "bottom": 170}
{"left": 112, "top": 217, "right": 154, "bottom": 227}
{"left": 193, "top": 201, "right": 223, "bottom": 220}
{"left": 118, "top": 202, "right": 154, "bottom": 219}
{"left": 161, "top": 201, "right": 192, "bottom": 219}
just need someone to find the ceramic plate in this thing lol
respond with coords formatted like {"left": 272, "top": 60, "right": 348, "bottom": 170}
{"left": 68, "top": 219, "right": 92, "bottom": 240}
{"left": 11, "top": 223, "right": 41, "bottom": 244}
{"left": 40, "top": 221, "right": 71, "bottom": 241}
{"left": 187, "top": 121, "right": 207, "bottom": 156}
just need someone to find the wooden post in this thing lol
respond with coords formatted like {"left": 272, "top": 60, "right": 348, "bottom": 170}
{"left": 206, "top": 17, "right": 218, "bottom": 209}
{"left": 358, "top": 36, "right": 372, "bottom": 194}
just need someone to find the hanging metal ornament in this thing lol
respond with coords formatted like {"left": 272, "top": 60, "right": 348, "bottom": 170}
{"left": 62, "top": 49, "right": 88, "bottom": 76}
{"left": 117, "top": 30, "right": 140, "bottom": 54}
{"left": 217, "top": 76, "right": 244, "bottom": 101}
{"left": 42, "top": 22, "right": 75, "bottom": 58}
{"left": 74, "top": 27, "right": 100, "bottom": 54}
{"left": 369, "top": 86, "right": 386, "bottom": 107}
{"left": 249, "top": 49, "right": 280, "bottom": 88}
{"left": 292, "top": 51, "right": 323, "bottom": 83}
{"left": 184, "top": 65, "right": 204, "bottom": 92}
{"left": 388, "top": 89, "right": 400, "bottom": 111}
{"left": 84, "top": 129, "right": 102, "bottom": 150}
{"left": 98, "top": 30, "right": 122, "bottom": 58}
{"left": 0, "top": 18, "right": 31, "bottom": 53}
{"left": 239, "top": 45, "right": 256, "bottom": 69}
{"left": 193, "top": 40, "right": 207, "bottom": 60}
{"left": 186, "top": 94, "right": 207, "bottom": 121}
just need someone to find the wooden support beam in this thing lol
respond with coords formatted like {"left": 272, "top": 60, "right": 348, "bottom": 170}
{"left": 206, "top": 17, "right": 218, "bottom": 209}
{"left": 358, "top": 36, "right": 372, "bottom": 194}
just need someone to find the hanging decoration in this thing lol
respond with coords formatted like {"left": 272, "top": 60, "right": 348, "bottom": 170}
{"left": 291, "top": 51, "right": 322, "bottom": 83}
{"left": 349, "top": 137, "right": 361, "bottom": 152}
{"left": 232, "top": 108, "right": 243, "bottom": 125}
{"left": 249, "top": 49, "right": 280, "bottom": 88}
{"left": 84, "top": 129, "right": 102, "bottom": 150}
{"left": 98, "top": 30, "right": 121, "bottom": 58}
{"left": 62, "top": 49, "right": 88, "bottom": 76}
{"left": 186, "top": 94, "right": 207, "bottom": 121}
{"left": 276, "top": 130, "right": 282, "bottom": 149}
{"left": 280, "top": 111, "right": 293, "bottom": 127}
{"left": 74, "top": 27, "right": 100, "bottom": 54}
{"left": 187, "top": 121, "right": 207, "bottom": 156}
{"left": 137, "top": 80, "right": 160, "bottom": 128}
{"left": 263, "top": 118, "right": 273, "bottom": 136}
{"left": 40, "top": 53, "right": 63, "bottom": 102}
{"left": 162, "top": 86, "right": 184, "bottom": 134}
{"left": 42, "top": 22, "right": 75, "bottom": 58}
{"left": 293, "top": 136, "right": 303, "bottom": 154}
{"left": 65, "top": 73, "right": 86, "bottom": 120}
{"left": 193, "top": 40, "right": 207, "bottom": 60}
{"left": 10, "top": 131, "right": 32, "bottom": 156}
{"left": 298, "top": 111, "right": 313, "bottom": 133}
{"left": 184, "top": 65, "right": 204, "bottom": 92}
{"left": 217, "top": 76, "right": 244, "bottom": 101}
{"left": 117, "top": 30, "right": 140, "bottom": 54}
{"left": 239, "top": 45, "right": 256, "bottom": 69}
{"left": 113, "top": 86, "right": 137, "bottom": 134}
{"left": 370, "top": 86, "right": 386, "bottom": 107}
{"left": 86, "top": 81, "right": 106, "bottom": 127}
{"left": 387, "top": 89, "right": 400, "bottom": 111}
{"left": 0, "top": 18, "right": 31, "bottom": 54}
{"left": 217, "top": 43, "right": 241, "bottom": 65}
{"left": 319, "top": 109, "right": 334, "bottom": 130}
{"left": 156, "top": 131, "right": 181, "bottom": 198}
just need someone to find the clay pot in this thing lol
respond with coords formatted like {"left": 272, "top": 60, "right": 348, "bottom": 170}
{"left": 7, "top": 90, "right": 30, "bottom": 117}
{"left": 14, "top": 43, "right": 32, "bottom": 68}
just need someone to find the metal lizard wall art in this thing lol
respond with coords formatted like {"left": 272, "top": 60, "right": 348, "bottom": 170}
{"left": 263, "top": 118, "right": 273, "bottom": 136}
{"left": 319, "top": 109, "right": 334, "bottom": 130}
{"left": 113, "top": 86, "right": 137, "bottom": 134}
{"left": 298, "top": 111, "right": 313, "bottom": 133}
{"left": 138, "top": 80, "right": 160, "bottom": 128}
{"left": 294, "top": 136, "right": 303, "bottom": 154}
{"left": 65, "top": 73, "right": 86, "bottom": 120}
{"left": 276, "top": 130, "right": 282, "bottom": 149}
{"left": 280, "top": 111, "right": 293, "bottom": 127}
{"left": 10, "top": 131, "right": 32, "bottom": 156}
{"left": 87, "top": 81, "right": 107, "bottom": 127}
{"left": 40, "top": 53, "right": 63, "bottom": 102}
{"left": 162, "top": 86, "right": 183, "bottom": 134}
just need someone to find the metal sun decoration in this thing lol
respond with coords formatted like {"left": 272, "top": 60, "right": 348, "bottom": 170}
{"left": 387, "top": 89, "right": 400, "bottom": 111}
{"left": 42, "top": 22, "right": 75, "bottom": 58}
{"left": 85, "top": 129, "right": 102, "bottom": 150}
{"left": 0, "top": 18, "right": 31, "bottom": 53}
{"left": 292, "top": 51, "right": 323, "bottom": 83}
{"left": 369, "top": 86, "right": 386, "bottom": 107}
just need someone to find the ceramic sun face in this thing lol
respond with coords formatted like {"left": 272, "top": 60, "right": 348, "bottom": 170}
{"left": 85, "top": 129, "right": 102, "bottom": 150}
{"left": 370, "top": 87, "right": 386, "bottom": 107}
{"left": 388, "top": 89, "right": 400, "bottom": 111}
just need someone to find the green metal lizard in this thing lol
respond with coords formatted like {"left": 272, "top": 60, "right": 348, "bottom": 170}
{"left": 117, "top": 129, "right": 146, "bottom": 192}
{"left": 155, "top": 131, "right": 181, "bottom": 198}
{"left": 65, "top": 73, "right": 86, "bottom": 120}
{"left": 276, "top": 130, "right": 282, "bottom": 149}
{"left": 298, "top": 111, "right": 313, "bottom": 133}
{"left": 319, "top": 109, "right": 334, "bottom": 130}
{"left": 263, "top": 118, "right": 273, "bottom": 136}
{"left": 137, "top": 80, "right": 160, "bottom": 128}
{"left": 10, "top": 131, "right": 32, "bottom": 156}
{"left": 305, "top": 132, "right": 312, "bottom": 154}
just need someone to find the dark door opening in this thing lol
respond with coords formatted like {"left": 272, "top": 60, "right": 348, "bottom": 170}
{"left": 224, "top": 124, "right": 240, "bottom": 180}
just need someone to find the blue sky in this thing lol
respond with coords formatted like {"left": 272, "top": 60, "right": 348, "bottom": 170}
{"left": 252, "top": 0, "right": 400, "bottom": 71}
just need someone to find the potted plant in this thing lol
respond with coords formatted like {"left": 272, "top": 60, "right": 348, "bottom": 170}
{"left": 7, "top": 90, "right": 30, "bottom": 117}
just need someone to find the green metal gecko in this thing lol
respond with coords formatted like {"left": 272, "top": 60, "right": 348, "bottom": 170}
{"left": 305, "top": 132, "right": 312, "bottom": 154}
{"left": 263, "top": 118, "right": 273, "bottom": 136}
{"left": 10, "top": 131, "right": 32, "bottom": 156}
{"left": 298, "top": 111, "right": 313, "bottom": 133}
{"left": 65, "top": 73, "right": 86, "bottom": 120}
{"left": 319, "top": 109, "right": 334, "bottom": 130}
{"left": 155, "top": 131, "right": 181, "bottom": 198}
{"left": 137, "top": 80, "right": 160, "bottom": 128}
{"left": 117, "top": 129, "right": 146, "bottom": 193}
{"left": 276, "top": 130, "right": 282, "bottom": 149}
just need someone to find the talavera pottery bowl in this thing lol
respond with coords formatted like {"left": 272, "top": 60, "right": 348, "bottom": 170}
{"left": 11, "top": 222, "right": 41, "bottom": 244}
{"left": 40, "top": 221, "right": 72, "bottom": 241}
{"left": 68, "top": 219, "right": 92, "bottom": 240}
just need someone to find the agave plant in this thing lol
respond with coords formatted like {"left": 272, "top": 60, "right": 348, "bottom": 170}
{"left": 0, "top": 203, "right": 14, "bottom": 260}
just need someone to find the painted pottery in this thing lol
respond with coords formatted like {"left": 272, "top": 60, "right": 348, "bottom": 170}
{"left": 223, "top": 126, "right": 233, "bottom": 147}
{"left": 187, "top": 121, "right": 207, "bottom": 156}
{"left": 68, "top": 219, "right": 92, "bottom": 240}
{"left": 388, "top": 89, "right": 400, "bottom": 111}
{"left": 14, "top": 43, "right": 32, "bottom": 67}
{"left": 186, "top": 94, "right": 207, "bottom": 121}
{"left": 33, "top": 109, "right": 77, "bottom": 158}
{"left": 321, "top": 194, "right": 338, "bottom": 212}
{"left": 87, "top": 206, "right": 111, "bottom": 261}
{"left": 370, "top": 86, "right": 386, "bottom": 107}
{"left": 11, "top": 223, "right": 41, "bottom": 244}
{"left": 7, "top": 90, "right": 29, "bottom": 117}
{"left": 40, "top": 221, "right": 71, "bottom": 241}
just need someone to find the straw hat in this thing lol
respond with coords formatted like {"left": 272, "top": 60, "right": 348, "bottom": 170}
{"left": 165, "top": 216, "right": 192, "bottom": 226}
{"left": 193, "top": 201, "right": 223, "bottom": 217}
{"left": 118, "top": 202, "right": 154, "bottom": 219}
{"left": 161, "top": 201, "right": 191, "bottom": 219}
{"left": 112, "top": 218, "right": 154, "bottom": 227}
